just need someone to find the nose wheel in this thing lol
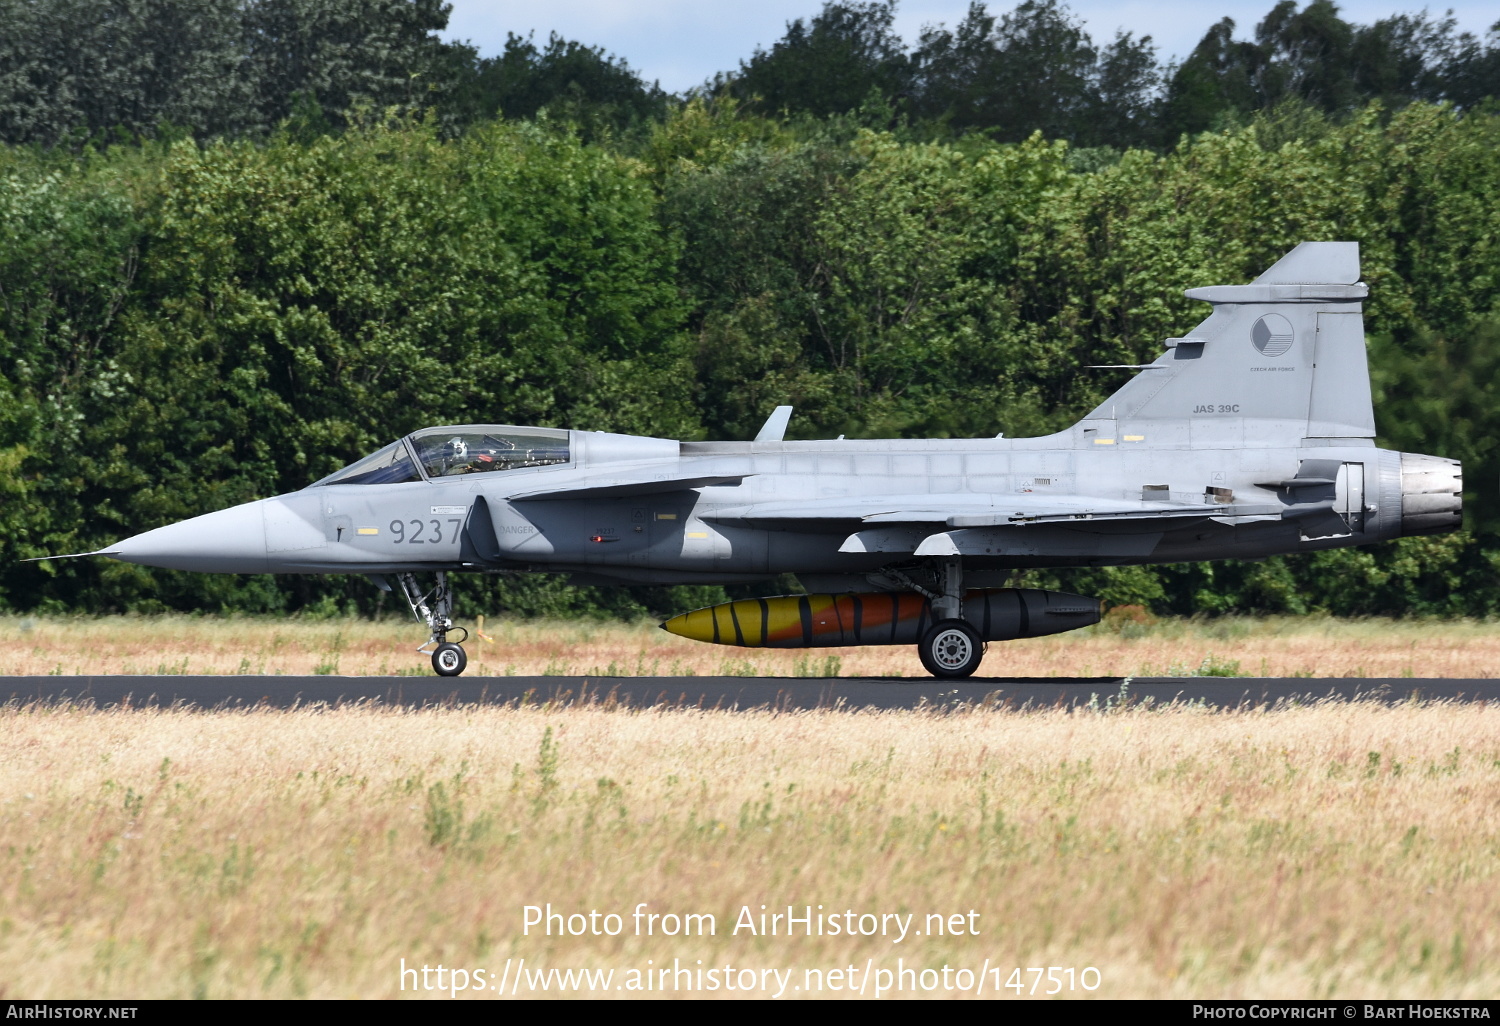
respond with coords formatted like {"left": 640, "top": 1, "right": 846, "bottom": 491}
{"left": 398, "top": 571, "right": 470, "bottom": 676}
{"left": 432, "top": 642, "right": 468, "bottom": 677}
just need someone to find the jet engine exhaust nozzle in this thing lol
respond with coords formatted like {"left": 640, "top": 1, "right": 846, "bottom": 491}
{"left": 1399, "top": 453, "right": 1462, "bottom": 537}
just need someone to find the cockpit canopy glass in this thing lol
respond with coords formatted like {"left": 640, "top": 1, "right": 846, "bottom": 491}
{"left": 312, "top": 439, "right": 421, "bottom": 486}
{"left": 311, "top": 427, "right": 571, "bottom": 486}
{"left": 409, "top": 427, "right": 570, "bottom": 478}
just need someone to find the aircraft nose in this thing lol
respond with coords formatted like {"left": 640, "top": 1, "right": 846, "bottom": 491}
{"left": 103, "top": 500, "right": 272, "bottom": 573}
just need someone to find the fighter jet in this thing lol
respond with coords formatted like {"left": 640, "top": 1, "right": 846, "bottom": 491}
{"left": 65, "top": 242, "right": 1461, "bottom": 677}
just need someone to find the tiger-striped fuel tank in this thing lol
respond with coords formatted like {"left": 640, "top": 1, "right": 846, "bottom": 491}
{"left": 660, "top": 589, "right": 1100, "bottom": 648}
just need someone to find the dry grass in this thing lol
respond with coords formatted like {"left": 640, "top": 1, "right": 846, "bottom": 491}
{"left": 0, "top": 612, "right": 1497, "bottom": 678}
{"left": 1, "top": 700, "right": 1497, "bottom": 999}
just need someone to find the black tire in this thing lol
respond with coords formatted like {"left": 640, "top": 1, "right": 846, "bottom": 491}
{"left": 432, "top": 642, "right": 467, "bottom": 677}
{"left": 918, "top": 620, "right": 985, "bottom": 679}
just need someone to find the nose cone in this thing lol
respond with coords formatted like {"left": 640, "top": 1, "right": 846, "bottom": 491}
{"left": 103, "top": 500, "right": 272, "bottom": 573}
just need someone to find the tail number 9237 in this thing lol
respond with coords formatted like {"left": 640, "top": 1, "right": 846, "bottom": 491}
{"left": 390, "top": 518, "right": 462, "bottom": 544}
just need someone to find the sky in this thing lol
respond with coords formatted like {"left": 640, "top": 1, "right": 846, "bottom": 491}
{"left": 442, "top": 1, "right": 1498, "bottom": 94}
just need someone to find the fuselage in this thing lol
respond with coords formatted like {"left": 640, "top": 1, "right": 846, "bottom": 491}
{"left": 102, "top": 422, "right": 1459, "bottom": 586}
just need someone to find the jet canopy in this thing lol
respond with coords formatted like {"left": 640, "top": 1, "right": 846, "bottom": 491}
{"left": 311, "top": 426, "right": 571, "bottom": 486}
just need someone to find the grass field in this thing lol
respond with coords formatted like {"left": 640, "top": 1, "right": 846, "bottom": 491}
{"left": 1, "top": 699, "right": 1497, "bottom": 999}
{"left": 1, "top": 611, "right": 1497, "bottom": 678}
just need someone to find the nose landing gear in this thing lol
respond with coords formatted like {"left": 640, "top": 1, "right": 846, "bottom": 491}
{"left": 398, "top": 571, "right": 470, "bottom": 676}
{"left": 431, "top": 641, "right": 468, "bottom": 676}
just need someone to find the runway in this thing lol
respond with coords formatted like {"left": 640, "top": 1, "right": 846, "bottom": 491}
{"left": 1, "top": 675, "right": 1496, "bottom": 711}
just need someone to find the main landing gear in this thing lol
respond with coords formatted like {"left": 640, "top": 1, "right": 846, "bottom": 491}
{"left": 398, "top": 571, "right": 469, "bottom": 676}
{"left": 918, "top": 619, "right": 984, "bottom": 678}
{"left": 887, "top": 557, "right": 988, "bottom": 679}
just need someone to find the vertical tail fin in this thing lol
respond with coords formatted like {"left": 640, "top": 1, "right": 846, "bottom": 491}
{"left": 1084, "top": 242, "right": 1373, "bottom": 446}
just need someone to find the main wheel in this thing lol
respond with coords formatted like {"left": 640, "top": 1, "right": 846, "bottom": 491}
{"left": 918, "top": 620, "right": 985, "bottom": 679}
{"left": 432, "top": 642, "right": 467, "bottom": 677}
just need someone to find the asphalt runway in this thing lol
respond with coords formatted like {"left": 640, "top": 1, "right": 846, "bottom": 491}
{"left": 1, "top": 675, "right": 1496, "bottom": 711}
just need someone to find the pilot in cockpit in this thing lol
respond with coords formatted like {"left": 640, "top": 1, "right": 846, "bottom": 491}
{"left": 449, "top": 436, "right": 517, "bottom": 474}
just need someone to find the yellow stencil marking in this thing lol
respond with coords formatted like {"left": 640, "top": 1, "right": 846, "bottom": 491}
{"left": 356, "top": 528, "right": 379, "bottom": 535}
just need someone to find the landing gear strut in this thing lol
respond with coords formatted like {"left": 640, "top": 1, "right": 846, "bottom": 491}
{"left": 398, "top": 571, "right": 469, "bottom": 676}
{"left": 892, "top": 557, "right": 987, "bottom": 679}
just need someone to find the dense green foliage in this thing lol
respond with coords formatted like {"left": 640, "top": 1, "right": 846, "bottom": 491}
{"left": 3, "top": 1, "right": 1500, "bottom": 621}
{"left": 4, "top": 1, "right": 1498, "bottom": 152}
{"left": 724, "top": 0, "right": 1500, "bottom": 148}
{"left": 0, "top": 0, "right": 457, "bottom": 146}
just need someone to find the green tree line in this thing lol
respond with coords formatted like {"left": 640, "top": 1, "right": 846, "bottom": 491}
{"left": 1, "top": 1, "right": 1499, "bottom": 621}
{"left": 725, "top": 0, "right": 1500, "bottom": 146}
{"left": 4, "top": 1, "right": 1499, "bottom": 150}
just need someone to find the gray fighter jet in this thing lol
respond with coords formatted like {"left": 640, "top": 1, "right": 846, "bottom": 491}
{"left": 70, "top": 242, "right": 1462, "bottom": 677}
